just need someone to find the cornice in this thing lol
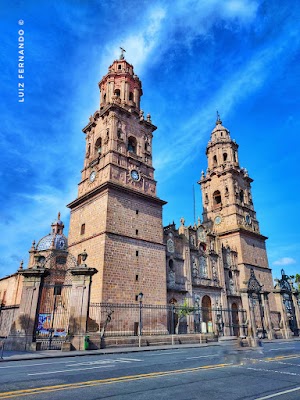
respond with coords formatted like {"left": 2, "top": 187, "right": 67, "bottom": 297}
{"left": 67, "top": 180, "right": 167, "bottom": 210}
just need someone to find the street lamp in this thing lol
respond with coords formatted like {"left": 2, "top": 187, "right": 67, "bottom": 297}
{"left": 195, "top": 296, "right": 201, "bottom": 333}
{"left": 138, "top": 292, "right": 143, "bottom": 337}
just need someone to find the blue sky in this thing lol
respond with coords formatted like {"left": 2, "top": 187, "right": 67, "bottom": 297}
{"left": 0, "top": 0, "right": 299, "bottom": 280}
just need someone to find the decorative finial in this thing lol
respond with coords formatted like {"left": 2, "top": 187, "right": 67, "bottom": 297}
{"left": 120, "top": 47, "right": 126, "bottom": 60}
{"left": 216, "top": 110, "right": 222, "bottom": 125}
{"left": 180, "top": 217, "right": 185, "bottom": 226}
{"left": 19, "top": 260, "right": 24, "bottom": 270}
{"left": 58, "top": 211, "right": 61, "bottom": 220}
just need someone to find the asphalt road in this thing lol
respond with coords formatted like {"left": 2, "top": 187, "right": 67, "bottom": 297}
{"left": 0, "top": 342, "right": 300, "bottom": 399}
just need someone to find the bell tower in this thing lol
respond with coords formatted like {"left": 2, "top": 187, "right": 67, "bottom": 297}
{"left": 199, "top": 114, "right": 274, "bottom": 294}
{"left": 67, "top": 51, "right": 167, "bottom": 305}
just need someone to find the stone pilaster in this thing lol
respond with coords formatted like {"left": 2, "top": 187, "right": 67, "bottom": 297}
{"left": 292, "top": 291, "right": 300, "bottom": 335}
{"left": 68, "top": 266, "right": 97, "bottom": 350}
{"left": 6, "top": 267, "right": 48, "bottom": 350}
{"left": 262, "top": 292, "right": 274, "bottom": 340}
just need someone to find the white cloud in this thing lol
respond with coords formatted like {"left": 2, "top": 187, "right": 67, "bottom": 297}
{"left": 273, "top": 257, "right": 297, "bottom": 266}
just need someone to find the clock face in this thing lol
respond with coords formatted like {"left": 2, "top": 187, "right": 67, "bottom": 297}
{"left": 89, "top": 171, "right": 96, "bottom": 182}
{"left": 245, "top": 214, "right": 252, "bottom": 225}
{"left": 131, "top": 169, "right": 140, "bottom": 181}
{"left": 214, "top": 216, "right": 222, "bottom": 225}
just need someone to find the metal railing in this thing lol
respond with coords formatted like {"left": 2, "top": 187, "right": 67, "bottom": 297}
{"left": 88, "top": 303, "right": 247, "bottom": 337}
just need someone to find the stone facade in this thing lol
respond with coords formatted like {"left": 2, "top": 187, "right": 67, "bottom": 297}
{"left": 1, "top": 55, "right": 299, "bottom": 349}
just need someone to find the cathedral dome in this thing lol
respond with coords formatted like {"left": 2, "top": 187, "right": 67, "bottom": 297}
{"left": 36, "top": 233, "right": 68, "bottom": 251}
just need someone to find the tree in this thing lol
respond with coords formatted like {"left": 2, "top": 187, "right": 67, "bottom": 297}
{"left": 175, "top": 298, "right": 194, "bottom": 334}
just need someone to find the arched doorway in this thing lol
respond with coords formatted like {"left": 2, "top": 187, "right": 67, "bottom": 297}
{"left": 202, "top": 295, "right": 212, "bottom": 333}
{"left": 231, "top": 303, "right": 239, "bottom": 336}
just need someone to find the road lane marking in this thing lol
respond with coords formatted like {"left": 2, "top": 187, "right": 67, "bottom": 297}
{"left": 0, "top": 360, "right": 80, "bottom": 369}
{"left": 146, "top": 351, "right": 183, "bottom": 356}
{"left": 255, "top": 386, "right": 300, "bottom": 399}
{"left": 266, "top": 354, "right": 300, "bottom": 361}
{"left": 247, "top": 367, "right": 300, "bottom": 377}
{"left": 28, "top": 364, "right": 115, "bottom": 375}
{"left": 65, "top": 357, "right": 142, "bottom": 367}
{"left": 186, "top": 355, "right": 216, "bottom": 359}
{"left": 266, "top": 347, "right": 295, "bottom": 351}
{"left": 0, "top": 363, "right": 230, "bottom": 398}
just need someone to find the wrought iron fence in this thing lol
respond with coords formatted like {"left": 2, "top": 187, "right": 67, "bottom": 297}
{"left": 88, "top": 303, "right": 247, "bottom": 337}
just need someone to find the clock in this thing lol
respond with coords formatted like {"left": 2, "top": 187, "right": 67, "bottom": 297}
{"left": 214, "top": 216, "right": 222, "bottom": 225}
{"left": 89, "top": 171, "right": 96, "bottom": 182}
{"left": 131, "top": 169, "right": 140, "bottom": 181}
{"left": 245, "top": 214, "right": 252, "bottom": 225}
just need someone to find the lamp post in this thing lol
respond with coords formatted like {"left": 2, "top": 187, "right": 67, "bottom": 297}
{"left": 138, "top": 292, "right": 143, "bottom": 337}
{"left": 195, "top": 296, "right": 201, "bottom": 333}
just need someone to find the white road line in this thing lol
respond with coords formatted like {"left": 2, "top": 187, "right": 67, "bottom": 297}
{"left": 266, "top": 347, "right": 295, "bottom": 351}
{"left": 66, "top": 358, "right": 142, "bottom": 367}
{"left": 255, "top": 386, "right": 300, "bottom": 399}
{"left": 146, "top": 351, "right": 183, "bottom": 356}
{"left": 186, "top": 355, "right": 216, "bottom": 359}
{"left": 247, "top": 367, "right": 300, "bottom": 376}
{"left": 0, "top": 360, "right": 80, "bottom": 369}
{"left": 28, "top": 364, "right": 115, "bottom": 376}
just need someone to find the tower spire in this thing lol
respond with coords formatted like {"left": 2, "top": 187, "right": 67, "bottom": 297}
{"left": 216, "top": 110, "right": 222, "bottom": 125}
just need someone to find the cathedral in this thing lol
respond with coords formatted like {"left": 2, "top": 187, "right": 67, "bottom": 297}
{"left": 1, "top": 53, "right": 299, "bottom": 350}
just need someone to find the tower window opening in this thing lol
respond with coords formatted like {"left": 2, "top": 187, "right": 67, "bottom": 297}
{"left": 239, "top": 190, "right": 244, "bottom": 203}
{"left": 213, "top": 190, "right": 222, "bottom": 205}
{"left": 118, "top": 64, "right": 121, "bottom": 70}
{"left": 103, "top": 93, "right": 106, "bottom": 103}
{"left": 213, "top": 155, "right": 217, "bottom": 166}
{"left": 135, "top": 274, "right": 139, "bottom": 281}
{"left": 77, "top": 254, "right": 82, "bottom": 265}
{"left": 95, "top": 137, "right": 102, "bottom": 155}
{"left": 129, "top": 92, "right": 134, "bottom": 101}
{"left": 233, "top": 152, "right": 237, "bottom": 162}
{"left": 54, "top": 284, "right": 62, "bottom": 296}
{"left": 136, "top": 250, "right": 139, "bottom": 256}
{"left": 136, "top": 229, "right": 139, "bottom": 235}
{"left": 169, "top": 259, "right": 174, "bottom": 269}
{"left": 128, "top": 136, "right": 137, "bottom": 153}
{"left": 114, "top": 89, "right": 120, "bottom": 97}
{"left": 223, "top": 153, "right": 228, "bottom": 162}
{"left": 81, "top": 223, "right": 85, "bottom": 235}
{"left": 117, "top": 129, "right": 122, "bottom": 139}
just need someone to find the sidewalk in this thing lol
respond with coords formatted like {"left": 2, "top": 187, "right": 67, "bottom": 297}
{"left": 1, "top": 337, "right": 299, "bottom": 363}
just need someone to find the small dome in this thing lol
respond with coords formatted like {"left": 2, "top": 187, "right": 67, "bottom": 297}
{"left": 36, "top": 234, "right": 68, "bottom": 251}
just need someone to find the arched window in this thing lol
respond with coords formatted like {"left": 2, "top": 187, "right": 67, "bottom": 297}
{"left": 103, "top": 93, "right": 106, "bottom": 103}
{"left": 213, "top": 190, "right": 222, "bottom": 206}
{"left": 80, "top": 224, "right": 85, "bottom": 235}
{"left": 95, "top": 137, "right": 102, "bottom": 155}
{"left": 223, "top": 153, "right": 228, "bottom": 162}
{"left": 213, "top": 155, "right": 218, "bottom": 166}
{"left": 129, "top": 92, "right": 134, "bottom": 101}
{"left": 114, "top": 89, "right": 120, "bottom": 97}
{"left": 128, "top": 136, "right": 137, "bottom": 153}
{"left": 202, "top": 295, "right": 212, "bottom": 328}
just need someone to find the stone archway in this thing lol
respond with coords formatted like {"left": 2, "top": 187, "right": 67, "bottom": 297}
{"left": 231, "top": 303, "right": 239, "bottom": 337}
{"left": 202, "top": 295, "right": 212, "bottom": 333}
{"left": 36, "top": 251, "right": 78, "bottom": 349}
